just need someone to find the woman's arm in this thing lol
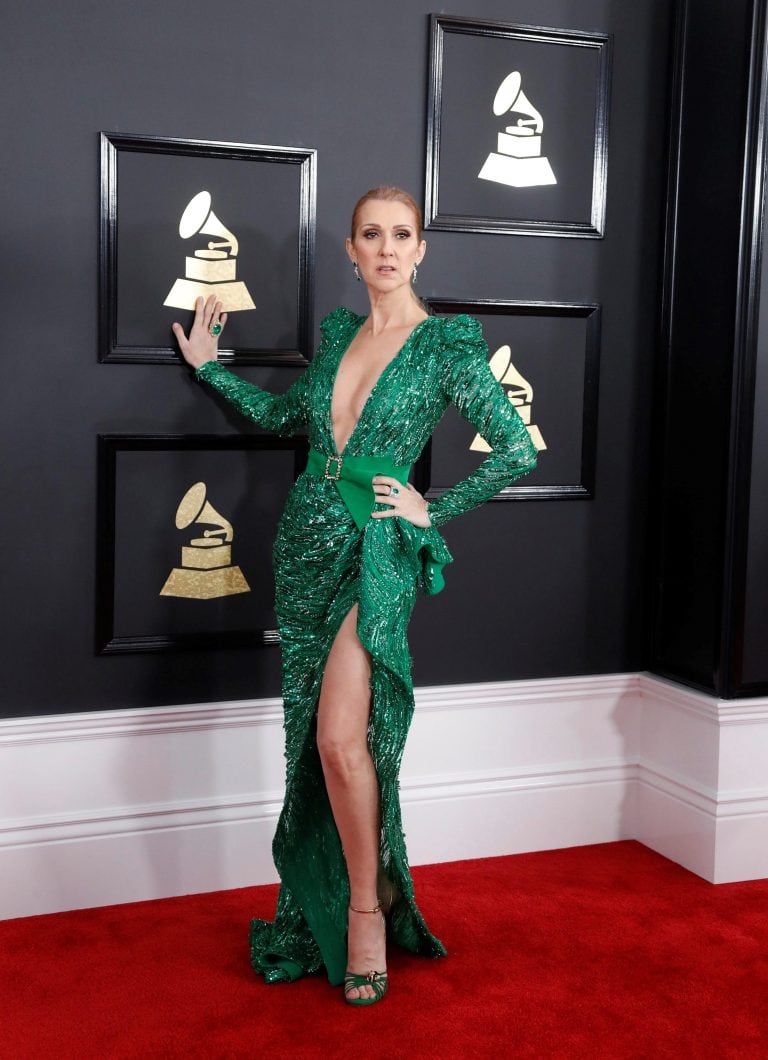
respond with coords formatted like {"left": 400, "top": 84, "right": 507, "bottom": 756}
{"left": 173, "top": 294, "right": 310, "bottom": 436}
{"left": 425, "top": 316, "right": 538, "bottom": 528}
{"left": 195, "top": 360, "right": 310, "bottom": 436}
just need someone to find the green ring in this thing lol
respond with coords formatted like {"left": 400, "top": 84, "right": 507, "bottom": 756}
{"left": 210, "top": 322, "right": 222, "bottom": 337}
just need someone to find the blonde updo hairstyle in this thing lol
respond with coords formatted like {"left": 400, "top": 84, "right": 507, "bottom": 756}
{"left": 349, "top": 185, "right": 424, "bottom": 240}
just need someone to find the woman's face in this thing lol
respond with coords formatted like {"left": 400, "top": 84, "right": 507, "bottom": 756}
{"left": 346, "top": 200, "right": 426, "bottom": 294}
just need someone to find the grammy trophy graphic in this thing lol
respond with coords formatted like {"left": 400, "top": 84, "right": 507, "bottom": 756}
{"left": 160, "top": 482, "right": 251, "bottom": 600}
{"left": 478, "top": 71, "right": 557, "bottom": 189}
{"left": 164, "top": 190, "right": 256, "bottom": 313}
{"left": 470, "top": 345, "right": 546, "bottom": 454}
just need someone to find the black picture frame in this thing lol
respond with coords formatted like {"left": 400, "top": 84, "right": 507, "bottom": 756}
{"left": 424, "top": 16, "right": 612, "bottom": 238}
{"left": 418, "top": 299, "right": 601, "bottom": 500}
{"left": 99, "top": 132, "right": 316, "bottom": 365}
{"left": 96, "top": 434, "right": 308, "bottom": 654}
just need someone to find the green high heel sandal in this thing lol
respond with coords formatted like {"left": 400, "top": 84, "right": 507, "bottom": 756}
{"left": 344, "top": 903, "right": 389, "bottom": 1007}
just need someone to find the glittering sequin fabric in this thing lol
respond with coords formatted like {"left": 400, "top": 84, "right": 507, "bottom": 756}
{"left": 196, "top": 308, "right": 537, "bottom": 985}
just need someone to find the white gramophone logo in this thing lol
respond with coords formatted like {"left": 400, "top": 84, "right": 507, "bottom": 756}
{"left": 163, "top": 191, "right": 256, "bottom": 313}
{"left": 470, "top": 346, "right": 547, "bottom": 454}
{"left": 160, "top": 482, "right": 251, "bottom": 600}
{"left": 478, "top": 72, "right": 557, "bottom": 189}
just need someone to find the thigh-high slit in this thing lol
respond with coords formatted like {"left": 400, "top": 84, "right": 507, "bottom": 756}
{"left": 248, "top": 472, "right": 447, "bottom": 986}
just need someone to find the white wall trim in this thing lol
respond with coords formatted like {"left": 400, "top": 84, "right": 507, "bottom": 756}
{"left": 413, "top": 673, "right": 640, "bottom": 707}
{"left": 637, "top": 757, "right": 768, "bottom": 818}
{"left": 403, "top": 758, "right": 634, "bottom": 802}
{"left": 0, "top": 674, "right": 638, "bottom": 743}
{"left": 0, "top": 792, "right": 286, "bottom": 849}
{"left": 635, "top": 674, "right": 768, "bottom": 882}
{"left": 2, "top": 671, "right": 768, "bottom": 917}
{"left": 641, "top": 674, "right": 768, "bottom": 724}
{"left": 0, "top": 761, "right": 634, "bottom": 850}
{"left": 0, "top": 697, "right": 285, "bottom": 746}
{"left": 636, "top": 759, "right": 718, "bottom": 813}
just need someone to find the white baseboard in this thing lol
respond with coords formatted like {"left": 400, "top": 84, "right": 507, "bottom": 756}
{"left": 634, "top": 675, "right": 768, "bottom": 883}
{"left": 2, "top": 672, "right": 768, "bottom": 918}
{"left": 400, "top": 674, "right": 639, "bottom": 865}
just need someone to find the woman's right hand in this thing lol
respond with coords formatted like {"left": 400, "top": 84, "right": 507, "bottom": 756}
{"left": 172, "top": 294, "right": 228, "bottom": 369}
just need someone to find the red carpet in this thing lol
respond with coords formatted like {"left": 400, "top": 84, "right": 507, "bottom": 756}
{"left": 2, "top": 841, "right": 767, "bottom": 1058}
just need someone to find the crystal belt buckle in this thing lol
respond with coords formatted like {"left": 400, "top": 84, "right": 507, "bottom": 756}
{"left": 324, "top": 455, "right": 343, "bottom": 481}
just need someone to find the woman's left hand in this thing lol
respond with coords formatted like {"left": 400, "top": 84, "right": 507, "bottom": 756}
{"left": 371, "top": 477, "right": 431, "bottom": 528}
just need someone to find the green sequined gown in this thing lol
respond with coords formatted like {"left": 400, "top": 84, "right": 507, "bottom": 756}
{"left": 196, "top": 307, "right": 537, "bottom": 986}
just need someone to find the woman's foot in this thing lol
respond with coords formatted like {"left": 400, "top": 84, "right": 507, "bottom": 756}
{"left": 345, "top": 903, "right": 387, "bottom": 1002}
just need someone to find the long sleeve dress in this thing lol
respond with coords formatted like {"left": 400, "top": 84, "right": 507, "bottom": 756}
{"left": 196, "top": 306, "right": 537, "bottom": 986}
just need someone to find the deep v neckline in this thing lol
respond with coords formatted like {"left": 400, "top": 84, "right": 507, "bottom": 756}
{"left": 328, "top": 314, "right": 430, "bottom": 456}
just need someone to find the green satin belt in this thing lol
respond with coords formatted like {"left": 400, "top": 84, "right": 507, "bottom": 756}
{"left": 305, "top": 448, "right": 412, "bottom": 531}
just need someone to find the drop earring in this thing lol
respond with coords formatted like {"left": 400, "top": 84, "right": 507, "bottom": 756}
{"left": 353, "top": 262, "right": 360, "bottom": 282}
{"left": 412, "top": 262, "right": 419, "bottom": 285}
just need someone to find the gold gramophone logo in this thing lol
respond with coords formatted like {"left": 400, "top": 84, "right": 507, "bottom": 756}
{"left": 478, "top": 71, "right": 557, "bottom": 188}
{"left": 163, "top": 190, "right": 256, "bottom": 313}
{"left": 160, "top": 482, "right": 251, "bottom": 600}
{"left": 471, "top": 345, "right": 547, "bottom": 453}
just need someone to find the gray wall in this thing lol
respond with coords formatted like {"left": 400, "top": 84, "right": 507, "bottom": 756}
{"left": 1, "top": 0, "right": 673, "bottom": 718}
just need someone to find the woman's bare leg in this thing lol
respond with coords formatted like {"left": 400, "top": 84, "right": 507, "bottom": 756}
{"left": 317, "top": 604, "right": 385, "bottom": 1000}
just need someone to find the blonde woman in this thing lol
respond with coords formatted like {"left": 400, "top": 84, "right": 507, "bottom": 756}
{"left": 174, "top": 186, "right": 537, "bottom": 1005}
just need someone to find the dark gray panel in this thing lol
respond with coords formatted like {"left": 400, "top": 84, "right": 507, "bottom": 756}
{"left": 1, "top": 0, "right": 673, "bottom": 717}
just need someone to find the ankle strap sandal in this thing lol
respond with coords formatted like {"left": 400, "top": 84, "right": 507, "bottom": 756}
{"left": 345, "top": 903, "right": 389, "bottom": 1005}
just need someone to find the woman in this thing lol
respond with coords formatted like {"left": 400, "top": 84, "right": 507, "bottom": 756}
{"left": 173, "top": 186, "right": 537, "bottom": 1005}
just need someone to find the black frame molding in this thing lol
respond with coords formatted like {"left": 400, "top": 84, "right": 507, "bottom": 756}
{"left": 99, "top": 132, "right": 317, "bottom": 365}
{"left": 96, "top": 433, "right": 308, "bottom": 654}
{"left": 420, "top": 298, "right": 601, "bottom": 500}
{"left": 424, "top": 15, "right": 612, "bottom": 238}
